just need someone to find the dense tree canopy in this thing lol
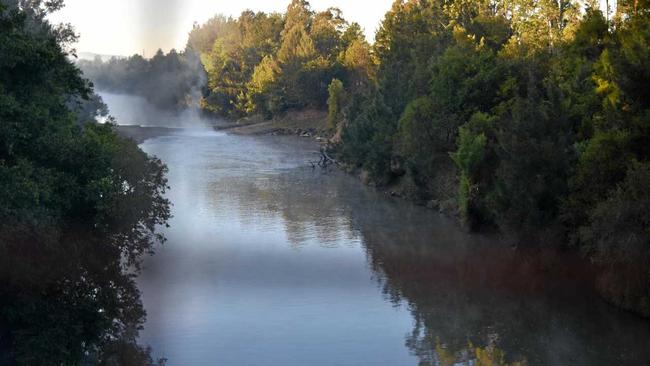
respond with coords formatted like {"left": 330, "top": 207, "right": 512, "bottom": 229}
{"left": 186, "top": 0, "right": 375, "bottom": 118}
{"left": 334, "top": 0, "right": 650, "bottom": 316}
{"left": 0, "top": 1, "right": 170, "bottom": 364}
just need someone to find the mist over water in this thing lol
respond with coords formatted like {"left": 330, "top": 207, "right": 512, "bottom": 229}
{"left": 99, "top": 91, "right": 218, "bottom": 128}
{"left": 137, "top": 132, "right": 420, "bottom": 365}
{"left": 80, "top": 48, "right": 208, "bottom": 123}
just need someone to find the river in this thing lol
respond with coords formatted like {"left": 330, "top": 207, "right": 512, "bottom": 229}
{"left": 103, "top": 93, "right": 650, "bottom": 365}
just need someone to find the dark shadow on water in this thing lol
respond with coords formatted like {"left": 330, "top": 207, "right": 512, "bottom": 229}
{"left": 0, "top": 228, "right": 165, "bottom": 365}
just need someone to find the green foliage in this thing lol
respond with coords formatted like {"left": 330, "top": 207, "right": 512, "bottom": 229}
{"left": 373, "top": 0, "right": 449, "bottom": 115}
{"left": 341, "top": 38, "right": 375, "bottom": 90}
{"left": 396, "top": 96, "right": 456, "bottom": 192}
{"left": 248, "top": 55, "right": 282, "bottom": 116}
{"left": 564, "top": 130, "right": 632, "bottom": 226}
{"left": 333, "top": 0, "right": 650, "bottom": 314}
{"left": 183, "top": 0, "right": 373, "bottom": 119}
{"left": 580, "top": 162, "right": 650, "bottom": 316}
{"left": 335, "top": 0, "right": 650, "bottom": 315}
{"left": 327, "top": 78, "right": 344, "bottom": 129}
{"left": 342, "top": 1, "right": 510, "bottom": 206}
{"left": 398, "top": 97, "right": 441, "bottom": 155}
{"left": 451, "top": 115, "right": 490, "bottom": 228}
{"left": 0, "top": 1, "right": 170, "bottom": 364}
{"left": 312, "top": 8, "right": 345, "bottom": 58}
{"left": 581, "top": 161, "right": 650, "bottom": 266}
{"left": 491, "top": 88, "right": 575, "bottom": 233}
{"left": 283, "top": 0, "right": 312, "bottom": 34}
{"left": 564, "top": 10, "right": 650, "bottom": 233}
{"left": 340, "top": 89, "right": 396, "bottom": 181}
{"left": 278, "top": 23, "right": 316, "bottom": 63}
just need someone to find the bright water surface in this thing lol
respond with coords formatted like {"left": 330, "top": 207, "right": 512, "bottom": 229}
{"left": 103, "top": 93, "right": 650, "bottom": 366}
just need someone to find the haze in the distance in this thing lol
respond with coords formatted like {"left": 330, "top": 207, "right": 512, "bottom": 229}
{"left": 47, "top": 0, "right": 396, "bottom": 57}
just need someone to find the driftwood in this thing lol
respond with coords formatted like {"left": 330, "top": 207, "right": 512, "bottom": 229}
{"left": 309, "top": 147, "right": 339, "bottom": 168}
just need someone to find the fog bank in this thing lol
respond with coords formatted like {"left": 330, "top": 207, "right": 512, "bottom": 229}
{"left": 100, "top": 92, "right": 219, "bottom": 129}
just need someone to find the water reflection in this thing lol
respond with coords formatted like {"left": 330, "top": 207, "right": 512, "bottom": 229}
{"left": 138, "top": 130, "right": 650, "bottom": 365}
{"left": 0, "top": 233, "right": 149, "bottom": 364}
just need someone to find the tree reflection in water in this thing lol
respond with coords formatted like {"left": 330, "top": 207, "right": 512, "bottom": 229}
{"left": 203, "top": 164, "right": 650, "bottom": 365}
{"left": 0, "top": 231, "right": 165, "bottom": 365}
{"left": 359, "top": 206, "right": 650, "bottom": 365}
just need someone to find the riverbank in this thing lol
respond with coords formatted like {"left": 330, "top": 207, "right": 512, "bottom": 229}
{"left": 216, "top": 109, "right": 329, "bottom": 139}
{"left": 212, "top": 110, "right": 457, "bottom": 214}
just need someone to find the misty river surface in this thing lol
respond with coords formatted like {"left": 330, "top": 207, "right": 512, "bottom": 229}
{"left": 102, "top": 93, "right": 650, "bottom": 365}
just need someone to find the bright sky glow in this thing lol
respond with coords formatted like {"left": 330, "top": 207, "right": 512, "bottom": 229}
{"left": 47, "top": 0, "right": 395, "bottom": 57}
{"left": 48, "top": 0, "right": 614, "bottom": 58}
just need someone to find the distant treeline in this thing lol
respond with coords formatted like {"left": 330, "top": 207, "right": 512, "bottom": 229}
{"left": 78, "top": 50, "right": 206, "bottom": 110}
{"left": 190, "top": 0, "right": 650, "bottom": 317}
{"left": 185, "top": 5, "right": 374, "bottom": 118}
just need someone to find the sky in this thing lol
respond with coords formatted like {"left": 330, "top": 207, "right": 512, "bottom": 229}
{"left": 48, "top": 0, "right": 614, "bottom": 58}
{"left": 47, "top": 0, "right": 395, "bottom": 57}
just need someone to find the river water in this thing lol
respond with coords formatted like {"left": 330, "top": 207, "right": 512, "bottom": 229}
{"left": 103, "top": 93, "right": 650, "bottom": 365}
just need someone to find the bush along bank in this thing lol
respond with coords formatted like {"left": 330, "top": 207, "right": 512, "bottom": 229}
{"left": 331, "top": 1, "right": 650, "bottom": 317}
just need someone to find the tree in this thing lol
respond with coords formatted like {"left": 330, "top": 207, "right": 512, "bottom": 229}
{"left": 278, "top": 22, "right": 316, "bottom": 63}
{"left": 0, "top": 1, "right": 170, "bottom": 363}
{"left": 451, "top": 114, "right": 491, "bottom": 228}
{"left": 78, "top": 49, "right": 206, "bottom": 110}
{"left": 580, "top": 162, "right": 650, "bottom": 316}
{"left": 283, "top": 0, "right": 312, "bottom": 35}
{"left": 247, "top": 55, "right": 282, "bottom": 115}
{"left": 311, "top": 8, "right": 345, "bottom": 59}
{"left": 342, "top": 38, "right": 375, "bottom": 91}
{"left": 327, "top": 78, "right": 344, "bottom": 129}
{"left": 185, "top": 2, "right": 367, "bottom": 118}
